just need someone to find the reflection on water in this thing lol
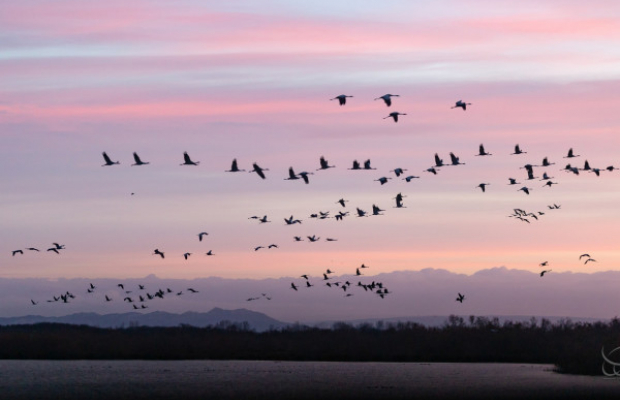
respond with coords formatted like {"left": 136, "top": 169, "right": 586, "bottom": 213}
{"left": 0, "top": 361, "right": 617, "bottom": 399}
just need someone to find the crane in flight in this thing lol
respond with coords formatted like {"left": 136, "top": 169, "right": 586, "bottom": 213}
{"left": 153, "top": 249, "right": 164, "bottom": 258}
{"left": 226, "top": 159, "right": 245, "bottom": 172}
{"left": 330, "top": 94, "right": 353, "bottom": 106}
{"left": 451, "top": 100, "right": 471, "bottom": 110}
{"left": 250, "top": 163, "right": 268, "bottom": 179}
{"left": 511, "top": 144, "right": 526, "bottom": 155}
{"left": 374, "top": 94, "right": 399, "bottom": 107}
{"left": 317, "top": 156, "right": 335, "bottom": 171}
{"left": 383, "top": 112, "right": 407, "bottom": 122}
{"left": 102, "top": 152, "right": 120, "bottom": 166}
{"left": 180, "top": 152, "right": 199, "bottom": 166}
{"left": 476, "top": 144, "right": 492, "bottom": 156}
{"left": 131, "top": 152, "right": 149, "bottom": 166}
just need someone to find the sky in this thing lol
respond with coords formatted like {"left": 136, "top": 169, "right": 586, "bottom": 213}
{"left": 2, "top": 1, "right": 620, "bottom": 317}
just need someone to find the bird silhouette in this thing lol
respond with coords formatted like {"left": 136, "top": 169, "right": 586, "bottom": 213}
{"left": 540, "top": 270, "right": 551, "bottom": 277}
{"left": 180, "top": 152, "right": 199, "bottom": 166}
{"left": 226, "top": 159, "right": 245, "bottom": 172}
{"left": 183, "top": 252, "right": 191, "bottom": 260}
{"left": 102, "top": 152, "right": 120, "bottom": 166}
{"left": 298, "top": 171, "right": 313, "bottom": 184}
{"left": 451, "top": 100, "right": 471, "bottom": 110}
{"left": 198, "top": 232, "right": 208, "bottom": 241}
{"left": 564, "top": 148, "right": 580, "bottom": 158}
{"left": 250, "top": 163, "right": 269, "bottom": 179}
{"left": 336, "top": 198, "right": 348, "bottom": 207}
{"left": 403, "top": 175, "right": 420, "bottom": 182}
{"left": 456, "top": 293, "right": 465, "bottom": 303}
{"left": 290, "top": 282, "right": 298, "bottom": 291}
{"left": 375, "top": 94, "right": 399, "bottom": 107}
{"left": 476, "top": 183, "right": 490, "bottom": 193}
{"left": 153, "top": 249, "right": 165, "bottom": 258}
{"left": 507, "top": 178, "right": 520, "bottom": 185}
{"left": 47, "top": 248, "right": 60, "bottom": 254}
{"left": 12, "top": 250, "right": 23, "bottom": 256}
{"left": 449, "top": 152, "right": 465, "bottom": 166}
{"left": 375, "top": 177, "right": 391, "bottom": 185}
{"left": 383, "top": 112, "right": 407, "bottom": 122}
{"left": 363, "top": 159, "right": 376, "bottom": 170}
{"left": 131, "top": 152, "right": 149, "bottom": 166}
{"left": 284, "top": 215, "right": 302, "bottom": 225}
{"left": 26, "top": 247, "right": 40, "bottom": 252}
{"left": 518, "top": 187, "right": 532, "bottom": 195}
{"left": 205, "top": 250, "right": 214, "bottom": 256}
{"left": 317, "top": 156, "right": 335, "bottom": 171}
{"left": 284, "top": 167, "right": 299, "bottom": 181}
{"left": 511, "top": 144, "right": 527, "bottom": 155}
{"left": 331, "top": 94, "right": 353, "bottom": 106}
{"left": 349, "top": 160, "right": 361, "bottom": 170}
{"left": 476, "top": 144, "right": 491, "bottom": 156}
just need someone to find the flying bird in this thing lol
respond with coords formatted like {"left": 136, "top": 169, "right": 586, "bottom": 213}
{"left": 336, "top": 198, "right": 348, "bottom": 207}
{"left": 476, "top": 183, "right": 490, "bottom": 193}
{"left": 476, "top": 144, "right": 491, "bottom": 156}
{"left": 507, "top": 178, "right": 520, "bottom": 185}
{"left": 383, "top": 112, "right": 407, "bottom": 122}
{"left": 183, "top": 252, "right": 191, "bottom": 260}
{"left": 131, "top": 152, "right": 149, "bottom": 166}
{"left": 26, "top": 247, "right": 40, "bottom": 252}
{"left": 403, "top": 175, "right": 420, "bottom": 182}
{"left": 511, "top": 144, "right": 527, "bottom": 155}
{"left": 153, "top": 249, "right": 165, "bottom": 259}
{"left": 102, "top": 152, "right": 120, "bottom": 166}
{"left": 374, "top": 94, "right": 399, "bottom": 107}
{"left": 451, "top": 100, "right": 471, "bottom": 110}
{"left": 198, "top": 232, "right": 208, "bottom": 241}
{"left": 564, "top": 148, "right": 580, "bottom": 158}
{"left": 390, "top": 168, "right": 407, "bottom": 177}
{"left": 180, "top": 152, "right": 199, "bottom": 166}
{"left": 205, "top": 250, "right": 214, "bottom": 256}
{"left": 456, "top": 293, "right": 465, "bottom": 303}
{"left": 363, "top": 159, "right": 376, "bottom": 170}
{"left": 375, "top": 177, "right": 391, "bottom": 185}
{"left": 449, "top": 152, "right": 465, "bottom": 166}
{"left": 250, "top": 163, "right": 269, "bottom": 179}
{"left": 518, "top": 187, "right": 532, "bottom": 195}
{"left": 284, "top": 167, "right": 299, "bottom": 181}
{"left": 317, "top": 156, "right": 335, "bottom": 171}
{"left": 330, "top": 94, "right": 353, "bottom": 106}
{"left": 298, "top": 171, "right": 313, "bottom": 184}
{"left": 540, "top": 270, "right": 551, "bottom": 277}
{"left": 226, "top": 159, "right": 245, "bottom": 172}
{"left": 12, "top": 250, "right": 23, "bottom": 256}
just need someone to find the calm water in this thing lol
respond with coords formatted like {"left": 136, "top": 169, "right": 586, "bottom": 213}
{"left": 0, "top": 361, "right": 617, "bottom": 399}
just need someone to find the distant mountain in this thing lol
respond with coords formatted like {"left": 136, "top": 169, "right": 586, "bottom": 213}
{"left": 0, "top": 308, "right": 288, "bottom": 332}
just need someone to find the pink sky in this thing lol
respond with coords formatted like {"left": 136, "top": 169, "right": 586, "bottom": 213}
{"left": 2, "top": 0, "right": 620, "bottom": 299}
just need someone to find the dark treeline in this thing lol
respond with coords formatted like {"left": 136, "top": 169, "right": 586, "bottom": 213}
{"left": 0, "top": 315, "right": 619, "bottom": 375}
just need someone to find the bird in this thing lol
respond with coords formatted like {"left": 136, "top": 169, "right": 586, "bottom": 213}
{"left": 391, "top": 168, "right": 407, "bottom": 177}
{"left": 523, "top": 164, "right": 537, "bottom": 180}
{"left": 336, "top": 198, "right": 348, "bottom": 207}
{"left": 518, "top": 187, "right": 532, "bottom": 195}
{"left": 584, "top": 258, "right": 597, "bottom": 264}
{"left": 425, "top": 167, "right": 438, "bottom": 175}
{"left": 451, "top": 100, "right": 471, "bottom": 110}
{"left": 511, "top": 144, "right": 527, "bottom": 155}
{"left": 540, "top": 261, "right": 548, "bottom": 267}
{"left": 254, "top": 246, "right": 264, "bottom": 251}
{"left": 179, "top": 151, "right": 199, "bottom": 166}
{"left": 26, "top": 247, "right": 40, "bottom": 252}
{"left": 356, "top": 207, "right": 367, "bottom": 217}
{"left": 226, "top": 159, "right": 245, "bottom": 172}
{"left": 12, "top": 250, "right": 23, "bottom": 256}
{"left": 363, "top": 159, "right": 376, "bottom": 170}
{"left": 187, "top": 288, "right": 199, "bottom": 293}
{"left": 325, "top": 238, "right": 338, "bottom": 242}
{"left": 476, "top": 144, "right": 491, "bottom": 156}
{"left": 375, "top": 177, "right": 391, "bottom": 185}
{"left": 284, "top": 167, "right": 299, "bottom": 181}
{"left": 331, "top": 94, "right": 353, "bottom": 106}
{"left": 250, "top": 163, "right": 269, "bottom": 179}
{"left": 198, "top": 232, "right": 208, "bottom": 241}
{"left": 102, "top": 152, "right": 120, "bottom": 166}
{"left": 258, "top": 215, "right": 270, "bottom": 223}
{"left": 580, "top": 160, "right": 592, "bottom": 171}
{"left": 31, "top": 299, "right": 38, "bottom": 305}
{"left": 540, "top": 172, "right": 554, "bottom": 181}
{"left": 52, "top": 243, "right": 65, "bottom": 249}
{"left": 153, "top": 249, "right": 165, "bottom": 258}
{"left": 105, "top": 295, "right": 112, "bottom": 302}
{"left": 372, "top": 204, "right": 384, "bottom": 216}
{"left": 476, "top": 183, "right": 490, "bottom": 193}
{"left": 305, "top": 281, "right": 314, "bottom": 288}
{"left": 290, "top": 283, "right": 298, "bottom": 291}
{"left": 205, "top": 250, "right": 214, "bottom": 256}
{"left": 434, "top": 154, "right": 445, "bottom": 168}
{"left": 403, "top": 175, "right": 420, "bottom": 182}
{"left": 449, "top": 152, "right": 465, "bottom": 166}
{"left": 356, "top": 268, "right": 362, "bottom": 276}
{"left": 564, "top": 148, "right": 580, "bottom": 158}
{"left": 268, "top": 244, "right": 278, "bottom": 249}
{"left": 284, "top": 215, "right": 302, "bottom": 225}
{"left": 507, "top": 178, "right": 520, "bottom": 185}
{"left": 579, "top": 254, "right": 591, "bottom": 260}
{"left": 131, "top": 152, "right": 149, "bottom": 166}
{"left": 183, "top": 252, "right": 191, "bottom": 260}
{"left": 539, "top": 157, "right": 555, "bottom": 167}
{"left": 374, "top": 94, "right": 399, "bottom": 107}
{"left": 543, "top": 181, "right": 558, "bottom": 187}
{"left": 117, "top": 284, "right": 124, "bottom": 290}
{"left": 307, "top": 235, "right": 320, "bottom": 242}
{"left": 563, "top": 163, "right": 579, "bottom": 175}
{"left": 383, "top": 112, "right": 406, "bottom": 122}
{"left": 456, "top": 293, "right": 465, "bottom": 303}
{"left": 293, "top": 236, "right": 304, "bottom": 242}
{"left": 47, "top": 248, "right": 60, "bottom": 254}
{"left": 298, "top": 171, "right": 313, "bottom": 184}
{"left": 349, "top": 160, "right": 361, "bottom": 170}
{"left": 300, "top": 274, "right": 309, "bottom": 280}
{"left": 540, "top": 270, "right": 551, "bottom": 277}
{"left": 317, "top": 156, "right": 335, "bottom": 171}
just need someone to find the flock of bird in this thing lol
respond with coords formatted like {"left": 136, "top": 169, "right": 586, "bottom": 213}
{"left": 12, "top": 94, "right": 610, "bottom": 312}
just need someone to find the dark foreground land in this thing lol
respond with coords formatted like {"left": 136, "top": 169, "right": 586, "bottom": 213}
{"left": 0, "top": 360, "right": 619, "bottom": 400}
{"left": 1, "top": 316, "right": 620, "bottom": 375}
